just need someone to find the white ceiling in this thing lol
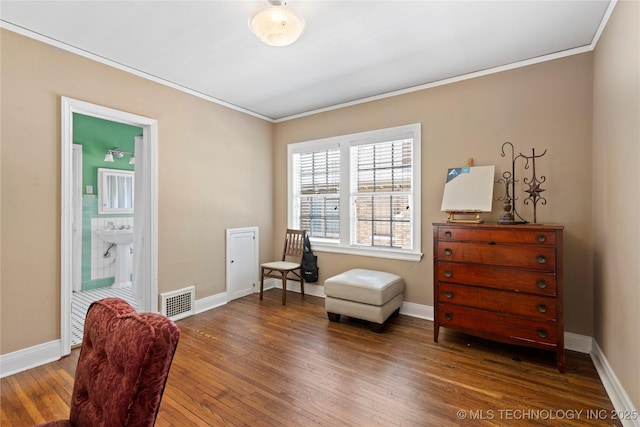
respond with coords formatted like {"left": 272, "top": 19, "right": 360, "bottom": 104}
{"left": 1, "top": 1, "right": 612, "bottom": 121}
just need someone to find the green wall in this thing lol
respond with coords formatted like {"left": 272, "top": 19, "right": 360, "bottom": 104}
{"left": 73, "top": 113, "right": 140, "bottom": 193}
{"left": 73, "top": 113, "right": 141, "bottom": 291}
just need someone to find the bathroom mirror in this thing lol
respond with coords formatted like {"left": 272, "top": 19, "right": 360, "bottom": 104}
{"left": 98, "top": 168, "right": 134, "bottom": 214}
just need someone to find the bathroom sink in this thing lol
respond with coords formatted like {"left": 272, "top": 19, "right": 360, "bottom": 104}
{"left": 97, "top": 228, "right": 134, "bottom": 245}
{"left": 96, "top": 228, "right": 134, "bottom": 289}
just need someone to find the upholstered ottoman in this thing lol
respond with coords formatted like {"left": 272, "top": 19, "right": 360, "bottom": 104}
{"left": 325, "top": 269, "right": 404, "bottom": 332}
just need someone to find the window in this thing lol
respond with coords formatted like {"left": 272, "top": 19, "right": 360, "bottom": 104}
{"left": 288, "top": 124, "right": 421, "bottom": 261}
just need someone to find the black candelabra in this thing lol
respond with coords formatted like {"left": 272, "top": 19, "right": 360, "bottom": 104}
{"left": 497, "top": 142, "right": 548, "bottom": 224}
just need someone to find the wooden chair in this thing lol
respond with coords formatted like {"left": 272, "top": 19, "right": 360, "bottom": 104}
{"left": 260, "top": 229, "right": 306, "bottom": 305}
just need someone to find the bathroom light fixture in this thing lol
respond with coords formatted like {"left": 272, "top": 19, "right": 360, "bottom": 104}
{"left": 249, "top": 1, "right": 305, "bottom": 47}
{"left": 104, "top": 148, "right": 135, "bottom": 164}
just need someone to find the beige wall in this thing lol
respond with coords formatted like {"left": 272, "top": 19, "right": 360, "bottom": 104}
{"left": 0, "top": 30, "right": 274, "bottom": 354}
{"left": 593, "top": 0, "right": 640, "bottom": 410}
{"left": 274, "top": 53, "right": 595, "bottom": 335}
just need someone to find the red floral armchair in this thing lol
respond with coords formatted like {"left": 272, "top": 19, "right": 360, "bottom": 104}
{"left": 36, "top": 298, "right": 180, "bottom": 427}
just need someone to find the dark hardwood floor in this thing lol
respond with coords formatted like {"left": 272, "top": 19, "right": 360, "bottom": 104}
{"left": 1, "top": 289, "right": 621, "bottom": 426}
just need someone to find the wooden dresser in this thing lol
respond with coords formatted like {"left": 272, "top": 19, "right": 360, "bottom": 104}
{"left": 433, "top": 222, "right": 564, "bottom": 372}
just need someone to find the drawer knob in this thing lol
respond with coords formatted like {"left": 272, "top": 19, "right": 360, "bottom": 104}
{"left": 444, "top": 290, "right": 453, "bottom": 298}
{"left": 444, "top": 231, "right": 452, "bottom": 238}
{"left": 445, "top": 312, "right": 453, "bottom": 321}
{"left": 537, "top": 304, "right": 548, "bottom": 313}
{"left": 537, "top": 235, "right": 546, "bottom": 242}
{"left": 537, "top": 255, "right": 547, "bottom": 264}
{"left": 537, "top": 280, "right": 548, "bottom": 289}
{"left": 537, "top": 329, "right": 548, "bottom": 339}
{"left": 444, "top": 248, "right": 453, "bottom": 256}
{"left": 444, "top": 270, "right": 453, "bottom": 278}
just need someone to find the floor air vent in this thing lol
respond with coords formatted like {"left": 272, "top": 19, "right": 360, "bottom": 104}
{"left": 160, "top": 286, "right": 195, "bottom": 321}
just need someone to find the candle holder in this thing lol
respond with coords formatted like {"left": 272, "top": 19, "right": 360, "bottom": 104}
{"left": 496, "top": 142, "right": 548, "bottom": 224}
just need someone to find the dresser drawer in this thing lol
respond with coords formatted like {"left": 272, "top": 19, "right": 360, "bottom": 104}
{"left": 437, "top": 304, "right": 557, "bottom": 346}
{"left": 437, "top": 261, "right": 556, "bottom": 295}
{"left": 439, "top": 284, "right": 557, "bottom": 320}
{"left": 438, "top": 227, "right": 556, "bottom": 245}
{"left": 436, "top": 242, "right": 556, "bottom": 271}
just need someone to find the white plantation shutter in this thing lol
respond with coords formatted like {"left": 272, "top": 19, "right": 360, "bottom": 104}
{"left": 351, "top": 139, "right": 413, "bottom": 249}
{"left": 293, "top": 148, "right": 340, "bottom": 240}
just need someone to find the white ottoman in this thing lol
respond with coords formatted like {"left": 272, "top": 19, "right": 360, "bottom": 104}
{"left": 325, "top": 269, "right": 405, "bottom": 332}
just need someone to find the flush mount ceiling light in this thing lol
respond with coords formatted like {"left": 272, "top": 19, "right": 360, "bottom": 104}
{"left": 249, "top": 1, "right": 305, "bottom": 47}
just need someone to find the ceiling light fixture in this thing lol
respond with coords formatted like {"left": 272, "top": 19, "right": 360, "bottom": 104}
{"left": 248, "top": 1, "right": 305, "bottom": 47}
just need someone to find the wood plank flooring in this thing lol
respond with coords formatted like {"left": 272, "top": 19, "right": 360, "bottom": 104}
{"left": 1, "top": 290, "right": 621, "bottom": 426}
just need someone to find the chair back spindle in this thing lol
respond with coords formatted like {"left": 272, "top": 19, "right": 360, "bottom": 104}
{"left": 283, "top": 229, "right": 305, "bottom": 262}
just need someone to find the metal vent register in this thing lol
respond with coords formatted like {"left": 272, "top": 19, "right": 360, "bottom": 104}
{"left": 160, "top": 286, "right": 195, "bottom": 321}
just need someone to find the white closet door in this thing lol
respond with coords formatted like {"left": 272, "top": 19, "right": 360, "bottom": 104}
{"left": 226, "top": 227, "right": 259, "bottom": 300}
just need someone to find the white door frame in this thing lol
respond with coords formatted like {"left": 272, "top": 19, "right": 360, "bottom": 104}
{"left": 60, "top": 96, "right": 158, "bottom": 356}
{"left": 72, "top": 144, "right": 83, "bottom": 292}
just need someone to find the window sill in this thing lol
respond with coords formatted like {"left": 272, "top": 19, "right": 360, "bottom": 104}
{"left": 311, "top": 242, "right": 423, "bottom": 262}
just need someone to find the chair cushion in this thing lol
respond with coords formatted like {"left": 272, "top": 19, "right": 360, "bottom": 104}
{"left": 262, "top": 261, "right": 301, "bottom": 271}
{"left": 324, "top": 269, "right": 405, "bottom": 306}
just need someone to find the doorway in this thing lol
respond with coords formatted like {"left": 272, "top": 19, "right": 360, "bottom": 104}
{"left": 70, "top": 118, "right": 139, "bottom": 346}
{"left": 61, "top": 97, "right": 158, "bottom": 356}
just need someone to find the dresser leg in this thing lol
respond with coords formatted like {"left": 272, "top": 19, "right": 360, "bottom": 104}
{"left": 434, "top": 325, "right": 439, "bottom": 343}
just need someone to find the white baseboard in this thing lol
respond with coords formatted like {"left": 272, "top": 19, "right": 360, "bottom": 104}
{"left": 270, "top": 278, "right": 326, "bottom": 298}
{"left": 591, "top": 340, "right": 640, "bottom": 427}
{"left": 0, "top": 340, "right": 61, "bottom": 378}
{"left": 195, "top": 291, "right": 228, "bottom": 314}
{"left": 565, "top": 331, "right": 593, "bottom": 353}
{"left": 399, "top": 301, "right": 433, "bottom": 320}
